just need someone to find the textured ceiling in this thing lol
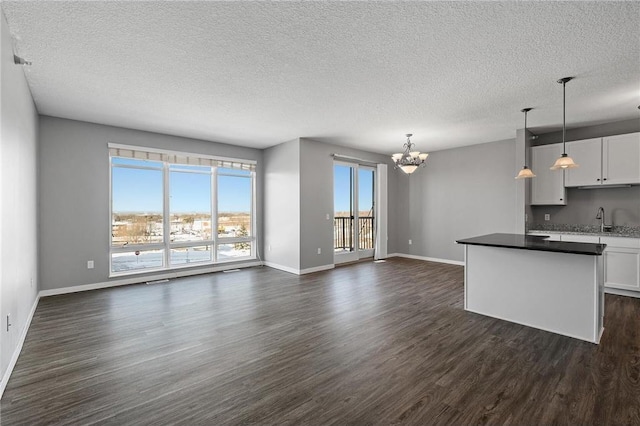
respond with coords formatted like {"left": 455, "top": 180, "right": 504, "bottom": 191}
{"left": 3, "top": 1, "right": 639, "bottom": 153}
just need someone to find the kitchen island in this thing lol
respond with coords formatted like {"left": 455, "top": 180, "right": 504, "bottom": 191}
{"left": 456, "top": 233, "right": 606, "bottom": 344}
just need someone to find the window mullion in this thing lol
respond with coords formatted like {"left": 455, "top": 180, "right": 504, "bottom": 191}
{"left": 163, "top": 161, "right": 171, "bottom": 268}
{"left": 251, "top": 170, "right": 257, "bottom": 259}
{"left": 212, "top": 167, "right": 218, "bottom": 262}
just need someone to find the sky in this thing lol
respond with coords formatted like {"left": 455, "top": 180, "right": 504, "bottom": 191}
{"left": 112, "top": 159, "right": 371, "bottom": 215}
{"left": 334, "top": 165, "right": 374, "bottom": 214}
{"left": 112, "top": 163, "right": 251, "bottom": 213}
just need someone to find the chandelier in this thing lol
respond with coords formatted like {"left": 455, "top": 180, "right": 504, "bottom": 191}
{"left": 391, "top": 134, "right": 429, "bottom": 174}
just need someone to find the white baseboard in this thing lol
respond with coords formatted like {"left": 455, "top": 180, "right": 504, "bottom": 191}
{"left": 299, "top": 264, "right": 334, "bottom": 275}
{"left": 388, "top": 253, "right": 465, "bottom": 266}
{"left": 263, "top": 262, "right": 300, "bottom": 275}
{"left": 605, "top": 287, "right": 640, "bottom": 299}
{"left": 39, "top": 261, "right": 262, "bottom": 297}
{"left": 263, "top": 262, "right": 335, "bottom": 275}
{"left": 1, "top": 293, "right": 40, "bottom": 399}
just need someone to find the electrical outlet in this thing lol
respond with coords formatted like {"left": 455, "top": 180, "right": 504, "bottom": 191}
{"left": 409, "top": 239, "right": 412, "bottom": 245}
{"left": 87, "top": 260, "right": 94, "bottom": 269}
{"left": 326, "top": 213, "right": 330, "bottom": 220}
{"left": 317, "top": 248, "right": 322, "bottom": 254}
{"left": 268, "top": 245, "right": 272, "bottom": 252}
{"left": 544, "top": 214, "right": 550, "bottom": 221}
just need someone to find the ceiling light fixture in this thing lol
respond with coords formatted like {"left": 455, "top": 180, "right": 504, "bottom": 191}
{"left": 515, "top": 108, "right": 536, "bottom": 179}
{"left": 391, "top": 134, "right": 429, "bottom": 174}
{"left": 13, "top": 55, "right": 32, "bottom": 66}
{"left": 550, "top": 77, "right": 578, "bottom": 170}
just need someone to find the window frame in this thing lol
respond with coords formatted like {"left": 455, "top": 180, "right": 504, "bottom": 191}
{"left": 109, "top": 144, "right": 257, "bottom": 277}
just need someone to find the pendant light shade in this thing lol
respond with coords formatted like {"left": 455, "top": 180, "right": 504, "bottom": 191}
{"left": 515, "top": 108, "right": 536, "bottom": 179}
{"left": 551, "top": 77, "right": 579, "bottom": 170}
{"left": 516, "top": 166, "right": 536, "bottom": 179}
{"left": 400, "top": 164, "right": 419, "bottom": 174}
{"left": 550, "top": 153, "right": 578, "bottom": 170}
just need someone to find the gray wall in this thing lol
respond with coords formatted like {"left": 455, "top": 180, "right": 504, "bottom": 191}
{"left": 1, "top": 10, "right": 39, "bottom": 385}
{"left": 263, "top": 139, "right": 300, "bottom": 271}
{"left": 263, "top": 137, "right": 397, "bottom": 272}
{"left": 404, "top": 139, "right": 518, "bottom": 262}
{"left": 299, "top": 138, "right": 395, "bottom": 270}
{"left": 531, "top": 186, "right": 640, "bottom": 227}
{"left": 38, "top": 116, "right": 263, "bottom": 291}
{"left": 390, "top": 170, "right": 411, "bottom": 255}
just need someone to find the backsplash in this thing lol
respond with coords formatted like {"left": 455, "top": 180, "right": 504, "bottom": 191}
{"left": 530, "top": 186, "right": 640, "bottom": 227}
{"left": 528, "top": 223, "right": 640, "bottom": 238}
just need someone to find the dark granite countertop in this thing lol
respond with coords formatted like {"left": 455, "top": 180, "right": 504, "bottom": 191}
{"left": 456, "top": 233, "right": 606, "bottom": 256}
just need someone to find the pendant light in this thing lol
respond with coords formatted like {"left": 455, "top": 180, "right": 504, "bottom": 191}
{"left": 515, "top": 108, "right": 536, "bottom": 179}
{"left": 550, "top": 77, "right": 579, "bottom": 170}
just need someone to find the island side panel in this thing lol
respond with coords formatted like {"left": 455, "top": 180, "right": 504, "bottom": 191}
{"left": 596, "top": 255, "right": 604, "bottom": 341}
{"left": 465, "top": 245, "right": 600, "bottom": 343}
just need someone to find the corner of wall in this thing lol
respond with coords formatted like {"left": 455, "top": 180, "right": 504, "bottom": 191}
{"left": 263, "top": 139, "right": 301, "bottom": 271}
{"left": 0, "top": 7, "right": 40, "bottom": 395}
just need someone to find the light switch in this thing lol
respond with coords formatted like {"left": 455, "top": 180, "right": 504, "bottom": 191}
{"left": 87, "top": 260, "right": 94, "bottom": 269}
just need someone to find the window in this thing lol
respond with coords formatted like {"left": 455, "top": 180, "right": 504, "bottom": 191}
{"left": 110, "top": 145, "right": 256, "bottom": 275}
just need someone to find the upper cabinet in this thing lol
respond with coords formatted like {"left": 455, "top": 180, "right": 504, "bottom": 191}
{"left": 531, "top": 144, "right": 566, "bottom": 205}
{"left": 565, "top": 132, "right": 640, "bottom": 187}
{"left": 565, "top": 138, "right": 602, "bottom": 186}
{"left": 603, "top": 133, "right": 640, "bottom": 185}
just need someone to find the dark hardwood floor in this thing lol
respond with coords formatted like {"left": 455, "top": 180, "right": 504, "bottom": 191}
{"left": 2, "top": 258, "right": 640, "bottom": 425}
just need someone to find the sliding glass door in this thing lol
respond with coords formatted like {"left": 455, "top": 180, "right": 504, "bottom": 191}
{"left": 333, "top": 162, "right": 375, "bottom": 264}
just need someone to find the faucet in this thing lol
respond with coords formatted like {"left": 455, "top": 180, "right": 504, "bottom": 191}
{"left": 596, "top": 207, "right": 612, "bottom": 232}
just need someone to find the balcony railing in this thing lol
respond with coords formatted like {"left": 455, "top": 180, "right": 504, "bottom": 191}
{"left": 334, "top": 216, "right": 374, "bottom": 251}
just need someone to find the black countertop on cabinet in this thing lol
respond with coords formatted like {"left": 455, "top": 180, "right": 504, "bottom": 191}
{"left": 456, "top": 233, "right": 606, "bottom": 256}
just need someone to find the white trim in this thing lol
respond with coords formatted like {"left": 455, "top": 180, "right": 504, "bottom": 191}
{"left": 464, "top": 245, "right": 468, "bottom": 310}
{"left": 331, "top": 153, "right": 380, "bottom": 166}
{"left": 300, "top": 264, "right": 335, "bottom": 275}
{"left": 108, "top": 142, "right": 257, "bottom": 165}
{"left": 1, "top": 293, "right": 40, "bottom": 398}
{"left": 605, "top": 287, "right": 640, "bottom": 299}
{"left": 40, "top": 261, "right": 262, "bottom": 297}
{"left": 262, "top": 262, "right": 335, "bottom": 275}
{"left": 374, "top": 163, "right": 387, "bottom": 260}
{"left": 387, "top": 253, "right": 465, "bottom": 266}
{"left": 263, "top": 262, "right": 300, "bottom": 275}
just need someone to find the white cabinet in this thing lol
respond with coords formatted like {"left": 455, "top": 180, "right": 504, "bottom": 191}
{"left": 601, "top": 237, "right": 640, "bottom": 292}
{"left": 565, "top": 138, "right": 602, "bottom": 187}
{"left": 565, "top": 132, "right": 640, "bottom": 187}
{"left": 530, "top": 144, "right": 566, "bottom": 205}
{"left": 603, "top": 133, "right": 640, "bottom": 185}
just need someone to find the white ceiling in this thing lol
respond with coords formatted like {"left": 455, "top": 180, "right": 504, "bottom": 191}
{"left": 3, "top": 1, "right": 639, "bottom": 154}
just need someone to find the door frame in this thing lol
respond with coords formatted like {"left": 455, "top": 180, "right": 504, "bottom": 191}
{"left": 333, "top": 161, "right": 376, "bottom": 265}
